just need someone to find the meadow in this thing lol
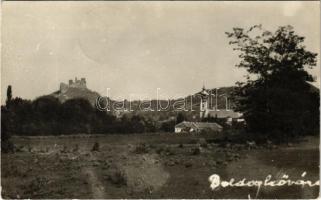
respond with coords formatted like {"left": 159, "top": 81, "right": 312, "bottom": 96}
{"left": 1, "top": 133, "right": 319, "bottom": 199}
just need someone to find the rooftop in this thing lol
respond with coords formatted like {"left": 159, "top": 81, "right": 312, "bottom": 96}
{"left": 207, "top": 110, "right": 242, "bottom": 118}
{"left": 175, "top": 121, "right": 222, "bottom": 130}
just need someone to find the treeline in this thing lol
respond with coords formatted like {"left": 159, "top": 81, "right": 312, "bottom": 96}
{"left": 1, "top": 94, "right": 178, "bottom": 136}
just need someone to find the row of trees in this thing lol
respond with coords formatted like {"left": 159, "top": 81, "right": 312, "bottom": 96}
{"left": 1, "top": 89, "right": 182, "bottom": 137}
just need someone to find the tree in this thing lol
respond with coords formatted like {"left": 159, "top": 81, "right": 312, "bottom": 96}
{"left": 176, "top": 112, "right": 185, "bottom": 124}
{"left": 61, "top": 98, "right": 94, "bottom": 134}
{"left": 130, "top": 115, "right": 145, "bottom": 133}
{"left": 2, "top": 85, "right": 14, "bottom": 152}
{"left": 226, "top": 25, "right": 319, "bottom": 140}
{"left": 160, "top": 120, "right": 176, "bottom": 132}
{"left": 6, "top": 85, "right": 12, "bottom": 107}
{"left": 1, "top": 106, "right": 14, "bottom": 153}
{"left": 33, "top": 96, "right": 61, "bottom": 121}
{"left": 7, "top": 97, "right": 33, "bottom": 135}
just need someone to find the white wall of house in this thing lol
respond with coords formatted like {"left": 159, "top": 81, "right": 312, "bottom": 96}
{"left": 175, "top": 127, "right": 182, "bottom": 133}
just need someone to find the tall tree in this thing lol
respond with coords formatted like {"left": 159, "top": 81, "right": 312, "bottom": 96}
{"left": 176, "top": 112, "right": 186, "bottom": 124}
{"left": 6, "top": 85, "right": 12, "bottom": 107}
{"left": 2, "top": 85, "right": 14, "bottom": 152}
{"left": 226, "top": 25, "right": 319, "bottom": 140}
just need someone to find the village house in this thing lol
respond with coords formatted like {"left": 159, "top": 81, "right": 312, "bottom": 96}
{"left": 174, "top": 121, "right": 223, "bottom": 133}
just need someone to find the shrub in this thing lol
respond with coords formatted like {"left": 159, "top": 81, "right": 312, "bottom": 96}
{"left": 61, "top": 145, "right": 68, "bottom": 153}
{"left": 73, "top": 144, "right": 79, "bottom": 152}
{"left": 191, "top": 147, "right": 201, "bottom": 155}
{"left": 164, "top": 146, "right": 175, "bottom": 156}
{"left": 134, "top": 143, "right": 149, "bottom": 154}
{"left": 198, "top": 138, "right": 208, "bottom": 148}
{"left": 1, "top": 140, "right": 14, "bottom": 153}
{"left": 107, "top": 168, "right": 127, "bottom": 187}
{"left": 155, "top": 146, "right": 165, "bottom": 154}
{"left": 92, "top": 142, "right": 100, "bottom": 152}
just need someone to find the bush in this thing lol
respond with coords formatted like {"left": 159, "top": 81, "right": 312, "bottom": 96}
{"left": 73, "top": 144, "right": 79, "bottom": 152}
{"left": 191, "top": 147, "right": 201, "bottom": 155}
{"left": 155, "top": 146, "right": 165, "bottom": 154}
{"left": 61, "top": 145, "right": 68, "bottom": 153}
{"left": 1, "top": 140, "right": 14, "bottom": 153}
{"left": 160, "top": 120, "right": 176, "bottom": 132}
{"left": 92, "top": 142, "right": 100, "bottom": 152}
{"left": 107, "top": 168, "right": 127, "bottom": 187}
{"left": 134, "top": 143, "right": 149, "bottom": 154}
{"left": 198, "top": 138, "right": 208, "bottom": 148}
{"left": 164, "top": 146, "right": 175, "bottom": 156}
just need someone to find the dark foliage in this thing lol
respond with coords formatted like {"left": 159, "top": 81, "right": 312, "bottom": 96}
{"left": 226, "top": 25, "right": 319, "bottom": 140}
{"left": 92, "top": 142, "right": 100, "bottom": 152}
{"left": 6, "top": 85, "right": 12, "bottom": 106}
{"left": 176, "top": 112, "right": 186, "bottom": 124}
{"left": 160, "top": 120, "right": 176, "bottom": 132}
{"left": 1, "top": 94, "right": 175, "bottom": 135}
{"left": 2, "top": 86, "right": 15, "bottom": 153}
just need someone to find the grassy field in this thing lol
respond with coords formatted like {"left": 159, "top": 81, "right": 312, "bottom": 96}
{"left": 1, "top": 133, "right": 319, "bottom": 199}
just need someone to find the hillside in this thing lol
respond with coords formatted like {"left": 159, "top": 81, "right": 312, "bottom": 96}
{"left": 112, "top": 86, "right": 236, "bottom": 111}
{"left": 49, "top": 84, "right": 237, "bottom": 115}
{"left": 51, "top": 87, "right": 100, "bottom": 106}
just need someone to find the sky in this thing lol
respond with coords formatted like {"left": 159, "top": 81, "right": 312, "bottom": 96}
{"left": 1, "top": 1, "right": 320, "bottom": 103}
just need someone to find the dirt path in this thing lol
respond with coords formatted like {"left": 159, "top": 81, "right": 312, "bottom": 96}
{"left": 80, "top": 152, "right": 107, "bottom": 199}
{"left": 82, "top": 167, "right": 106, "bottom": 199}
{"left": 79, "top": 147, "right": 170, "bottom": 198}
{"left": 121, "top": 153, "right": 170, "bottom": 193}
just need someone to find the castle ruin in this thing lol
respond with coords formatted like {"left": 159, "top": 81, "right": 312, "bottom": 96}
{"left": 60, "top": 77, "right": 87, "bottom": 93}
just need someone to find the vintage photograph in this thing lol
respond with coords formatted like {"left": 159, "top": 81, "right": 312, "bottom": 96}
{"left": 1, "top": 1, "right": 320, "bottom": 199}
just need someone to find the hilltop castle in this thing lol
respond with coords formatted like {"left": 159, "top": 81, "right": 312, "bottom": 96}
{"left": 59, "top": 77, "right": 87, "bottom": 93}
